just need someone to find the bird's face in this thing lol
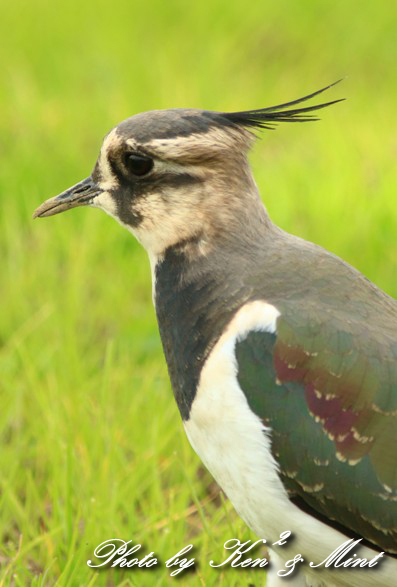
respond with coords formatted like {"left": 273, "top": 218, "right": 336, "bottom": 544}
{"left": 33, "top": 109, "right": 254, "bottom": 258}
{"left": 33, "top": 86, "right": 342, "bottom": 257}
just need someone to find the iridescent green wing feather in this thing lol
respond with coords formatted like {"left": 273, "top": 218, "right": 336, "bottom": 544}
{"left": 235, "top": 306, "right": 397, "bottom": 554}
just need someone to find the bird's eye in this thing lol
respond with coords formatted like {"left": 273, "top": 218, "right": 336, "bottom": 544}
{"left": 124, "top": 153, "right": 154, "bottom": 177}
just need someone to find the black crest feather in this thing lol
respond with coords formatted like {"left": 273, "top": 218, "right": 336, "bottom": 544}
{"left": 222, "top": 80, "right": 344, "bottom": 130}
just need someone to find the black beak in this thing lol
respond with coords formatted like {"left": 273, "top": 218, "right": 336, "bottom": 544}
{"left": 33, "top": 177, "right": 103, "bottom": 219}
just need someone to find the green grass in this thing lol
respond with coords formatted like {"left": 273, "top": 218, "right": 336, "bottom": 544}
{"left": 1, "top": 1, "right": 396, "bottom": 585}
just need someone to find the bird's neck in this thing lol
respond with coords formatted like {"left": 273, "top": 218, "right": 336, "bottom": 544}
{"left": 133, "top": 163, "right": 271, "bottom": 259}
{"left": 152, "top": 208, "right": 274, "bottom": 420}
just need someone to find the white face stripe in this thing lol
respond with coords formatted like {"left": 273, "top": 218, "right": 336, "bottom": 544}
{"left": 98, "top": 130, "right": 203, "bottom": 196}
{"left": 184, "top": 300, "right": 396, "bottom": 587}
{"left": 126, "top": 138, "right": 208, "bottom": 179}
{"left": 97, "top": 128, "right": 119, "bottom": 191}
{"left": 91, "top": 191, "right": 118, "bottom": 218}
{"left": 139, "top": 125, "right": 252, "bottom": 161}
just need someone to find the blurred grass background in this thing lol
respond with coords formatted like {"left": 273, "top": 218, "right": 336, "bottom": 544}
{"left": 1, "top": 0, "right": 396, "bottom": 585}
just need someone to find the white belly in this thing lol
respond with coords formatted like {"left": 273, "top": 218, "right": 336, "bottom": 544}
{"left": 183, "top": 301, "right": 397, "bottom": 587}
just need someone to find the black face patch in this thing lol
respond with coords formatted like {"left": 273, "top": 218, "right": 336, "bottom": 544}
{"left": 110, "top": 186, "right": 143, "bottom": 227}
{"left": 108, "top": 171, "right": 203, "bottom": 228}
{"left": 91, "top": 160, "right": 102, "bottom": 184}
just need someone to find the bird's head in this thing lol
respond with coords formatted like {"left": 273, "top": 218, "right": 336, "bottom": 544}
{"left": 33, "top": 83, "right": 342, "bottom": 259}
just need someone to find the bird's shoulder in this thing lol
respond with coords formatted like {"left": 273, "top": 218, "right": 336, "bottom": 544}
{"left": 248, "top": 227, "right": 397, "bottom": 336}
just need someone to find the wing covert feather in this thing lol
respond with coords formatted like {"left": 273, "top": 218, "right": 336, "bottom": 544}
{"left": 235, "top": 311, "right": 397, "bottom": 554}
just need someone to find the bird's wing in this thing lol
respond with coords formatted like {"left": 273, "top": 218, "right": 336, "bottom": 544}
{"left": 234, "top": 303, "right": 397, "bottom": 554}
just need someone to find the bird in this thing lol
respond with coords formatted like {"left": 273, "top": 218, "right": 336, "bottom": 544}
{"left": 33, "top": 82, "right": 397, "bottom": 587}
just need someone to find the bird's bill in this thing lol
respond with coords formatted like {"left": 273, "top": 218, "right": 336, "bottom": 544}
{"left": 33, "top": 177, "right": 102, "bottom": 219}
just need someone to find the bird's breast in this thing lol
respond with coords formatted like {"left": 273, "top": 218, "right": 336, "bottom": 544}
{"left": 153, "top": 245, "right": 250, "bottom": 420}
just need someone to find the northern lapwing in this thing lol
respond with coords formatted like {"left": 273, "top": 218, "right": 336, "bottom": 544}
{"left": 33, "top": 83, "right": 397, "bottom": 586}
